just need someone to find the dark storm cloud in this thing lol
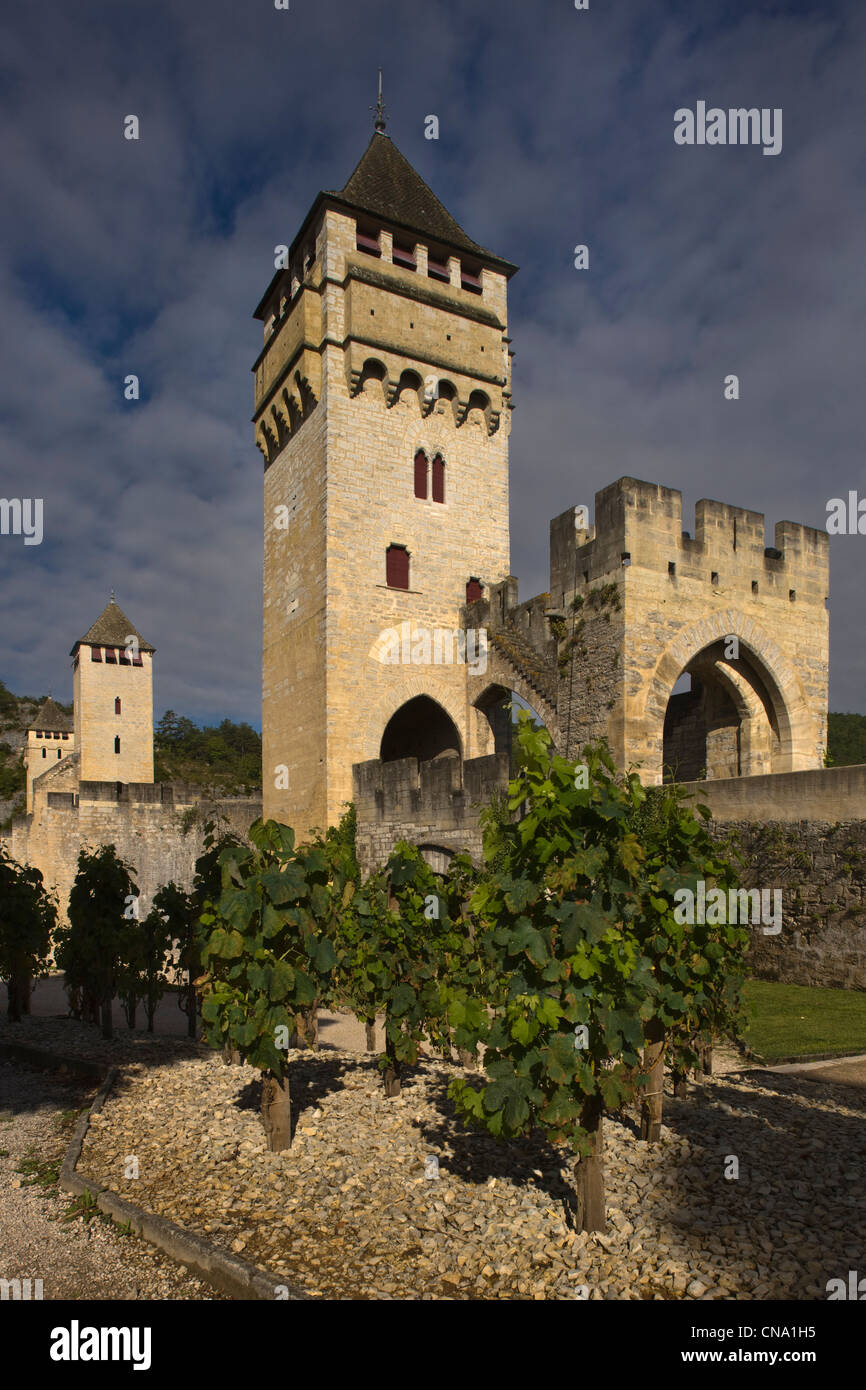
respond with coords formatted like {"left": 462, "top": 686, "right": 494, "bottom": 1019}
{"left": 0, "top": 0, "right": 863, "bottom": 723}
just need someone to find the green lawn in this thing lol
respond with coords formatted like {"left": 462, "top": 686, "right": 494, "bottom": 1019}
{"left": 741, "top": 978, "right": 866, "bottom": 1062}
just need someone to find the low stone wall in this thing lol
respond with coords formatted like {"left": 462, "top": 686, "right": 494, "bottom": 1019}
{"left": 353, "top": 752, "right": 509, "bottom": 872}
{"left": 710, "top": 819, "right": 866, "bottom": 990}
{"left": 9, "top": 790, "right": 262, "bottom": 925}
{"left": 677, "top": 764, "right": 866, "bottom": 822}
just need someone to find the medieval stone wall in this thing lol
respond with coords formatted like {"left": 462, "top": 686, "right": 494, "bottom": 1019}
{"left": 711, "top": 818, "right": 866, "bottom": 990}
{"left": 353, "top": 750, "right": 509, "bottom": 873}
{"left": 9, "top": 787, "right": 261, "bottom": 927}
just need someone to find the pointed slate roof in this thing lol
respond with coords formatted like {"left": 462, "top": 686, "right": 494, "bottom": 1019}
{"left": 30, "top": 697, "right": 73, "bottom": 733}
{"left": 331, "top": 132, "right": 503, "bottom": 263}
{"left": 70, "top": 599, "right": 155, "bottom": 657}
{"left": 255, "top": 132, "right": 517, "bottom": 317}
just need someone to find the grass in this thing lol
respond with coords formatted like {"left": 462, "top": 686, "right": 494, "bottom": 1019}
{"left": 16, "top": 1147, "right": 61, "bottom": 1191}
{"left": 742, "top": 978, "right": 866, "bottom": 1062}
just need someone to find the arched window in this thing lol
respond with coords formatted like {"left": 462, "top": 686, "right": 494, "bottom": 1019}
{"left": 56, "top": 749, "right": 61, "bottom": 759}
{"left": 42, "top": 748, "right": 46, "bottom": 759}
{"left": 114, "top": 736, "right": 121, "bottom": 755}
{"left": 115, "top": 697, "right": 122, "bottom": 716}
{"left": 386, "top": 544, "right": 410, "bottom": 590}
{"left": 414, "top": 450, "right": 428, "bottom": 499}
{"left": 466, "top": 577, "right": 483, "bottom": 603}
{"left": 432, "top": 454, "right": 445, "bottom": 503}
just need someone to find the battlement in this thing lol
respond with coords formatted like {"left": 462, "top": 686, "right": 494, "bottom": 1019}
{"left": 550, "top": 477, "right": 829, "bottom": 605}
{"left": 353, "top": 752, "right": 509, "bottom": 829}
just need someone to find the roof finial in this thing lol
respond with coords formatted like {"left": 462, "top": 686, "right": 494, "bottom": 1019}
{"left": 110, "top": 588, "right": 115, "bottom": 603}
{"left": 372, "top": 68, "right": 387, "bottom": 134}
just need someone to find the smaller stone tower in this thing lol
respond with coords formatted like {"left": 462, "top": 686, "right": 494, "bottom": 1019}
{"left": 24, "top": 697, "right": 74, "bottom": 813}
{"left": 70, "top": 598, "right": 155, "bottom": 784}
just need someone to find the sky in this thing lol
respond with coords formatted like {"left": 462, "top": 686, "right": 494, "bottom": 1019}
{"left": 0, "top": 0, "right": 864, "bottom": 726}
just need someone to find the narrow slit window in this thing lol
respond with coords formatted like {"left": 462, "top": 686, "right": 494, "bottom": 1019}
{"left": 432, "top": 454, "right": 445, "bottom": 503}
{"left": 114, "top": 736, "right": 121, "bottom": 755}
{"left": 115, "top": 697, "right": 122, "bottom": 716}
{"left": 414, "top": 450, "right": 428, "bottom": 499}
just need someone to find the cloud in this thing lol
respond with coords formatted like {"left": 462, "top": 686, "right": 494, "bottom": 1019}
{"left": 0, "top": 0, "right": 863, "bottom": 725}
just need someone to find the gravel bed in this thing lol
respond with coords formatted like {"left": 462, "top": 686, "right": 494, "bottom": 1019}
{"left": 0, "top": 1060, "right": 213, "bottom": 1300}
{"left": 77, "top": 1047, "right": 866, "bottom": 1301}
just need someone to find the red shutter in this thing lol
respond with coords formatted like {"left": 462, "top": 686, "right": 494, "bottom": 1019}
{"left": 432, "top": 455, "right": 445, "bottom": 503}
{"left": 105, "top": 647, "right": 117, "bottom": 664}
{"left": 466, "top": 578, "right": 483, "bottom": 603}
{"left": 414, "top": 450, "right": 428, "bottom": 498}
{"left": 91, "top": 647, "right": 102, "bottom": 662}
{"left": 386, "top": 545, "right": 409, "bottom": 590}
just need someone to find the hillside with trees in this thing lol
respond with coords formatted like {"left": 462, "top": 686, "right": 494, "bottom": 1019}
{"left": 154, "top": 710, "right": 261, "bottom": 795}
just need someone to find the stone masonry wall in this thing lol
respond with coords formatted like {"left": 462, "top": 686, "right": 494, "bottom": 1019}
{"left": 353, "top": 751, "right": 509, "bottom": 873}
{"left": 710, "top": 819, "right": 866, "bottom": 990}
{"left": 10, "top": 788, "right": 262, "bottom": 928}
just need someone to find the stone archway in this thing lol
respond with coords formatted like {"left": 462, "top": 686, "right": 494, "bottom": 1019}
{"left": 380, "top": 695, "right": 462, "bottom": 764}
{"left": 641, "top": 611, "right": 818, "bottom": 785}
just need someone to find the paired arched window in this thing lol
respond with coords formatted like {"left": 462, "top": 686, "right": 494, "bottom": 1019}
{"left": 386, "top": 544, "right": 410, "bottom": 590}
{"left": 413, "top": 450, "right": 445, "bottom": 503}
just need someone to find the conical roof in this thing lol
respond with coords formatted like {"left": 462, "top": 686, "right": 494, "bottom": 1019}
{"left": 331, "top": 132, "right": 504, "bottom": 264}
{"left": 70, "top": 599, "right": 155, "bottom": 657}
{"left": 30, "top": 697, "right": 72, "bottom": 733}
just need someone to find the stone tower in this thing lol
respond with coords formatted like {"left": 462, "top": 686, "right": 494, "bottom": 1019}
{"left": 24, "top": 697, "right": 74, "bottom": 813}
{"left": 255, "top": 115, "right": 518, "bottom": 836}
{"left": 70, "top": 598, "right": 155, "bottom": 784}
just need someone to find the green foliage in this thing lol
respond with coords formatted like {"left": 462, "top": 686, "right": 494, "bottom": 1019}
{"left": 55, "top": 845, "right": 138, "bottom": 1028}
{"left": 628, "top": 784, "right": 749, "bottom": 1075}
{"left": 118, "top": 882, "right": 188, "bottom": 1031}
{"left": 447, "top": 714, "right": 745, "bottom": 1157}
{"left": 0, "top": 846, "right": 57, "bottom": 1019}
{"left": 196, "top": 819, "right": 348, "bottom": 1077}
{"left": 154, "top": 710, "right": 262, "bottom": 794}
{"left": 334, "top": 844, "right": 482, "bottom": 1079}
{"left": 448, "top": 715, "right": 659, "bottom": 1155}
{"left": 826, "top": 712, "right": 866, "bottom": 767}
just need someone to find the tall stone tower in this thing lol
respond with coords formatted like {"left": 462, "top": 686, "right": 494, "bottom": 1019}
{"left": 255, "top": 110, "right": 518, "bottom": 836}
{"left": 71, "top": 598, "right": 155, "bottom": 784}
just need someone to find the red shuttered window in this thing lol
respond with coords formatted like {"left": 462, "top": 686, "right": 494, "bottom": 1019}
{"left": 414, "top": 450, "right": 428, "bottom": 498}
{"left": 386, "top": 545, "right": 410, "bottom": 590}
{"left": 432, "top": 454, "right": 445, "bottom": 503}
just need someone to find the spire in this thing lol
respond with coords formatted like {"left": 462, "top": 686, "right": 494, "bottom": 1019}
{"left": 371, "top": 67, "right": 387, "bottom": 135}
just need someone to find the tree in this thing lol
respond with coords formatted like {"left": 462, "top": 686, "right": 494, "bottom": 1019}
{"left": 56, "top": 845, "right": 138, "bottom": 1040}
{"left": 447, "top": 716, "right": 660, "bottom": 1232}
{"left": 628, "top": 783, "right": 748, "bottom": 1139}
{"left": 333, "top": 843, "right": 466, "bottom": 1097}
{"left": 195, "top": 820, "right": 347, "bottom": 1150}
{"left": 167, "top": 821, "right": 243, "bottom": 1043}
{"left": 0, "top": 847, "right": 56, "bottom": 1021}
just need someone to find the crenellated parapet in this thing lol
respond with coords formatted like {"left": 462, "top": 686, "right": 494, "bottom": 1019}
{"left": 550, "top": 478, "right": 829, "bottom": 607}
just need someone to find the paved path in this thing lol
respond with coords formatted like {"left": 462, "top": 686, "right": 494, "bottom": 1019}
{"left": 0, "top": 1058, "right": 213, "bottom": 1300}
{"left": 0, "top": 973, "right": 374, "bottom": 1051}
{"left": 766, "top": 1053, "right": 866, "bottom": 1090}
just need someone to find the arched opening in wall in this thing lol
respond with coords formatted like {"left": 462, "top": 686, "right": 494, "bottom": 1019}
{"left": 662, "top": 641, "right": 781, "bottom": 783}
{"left": 380, "top": 696, "right": 462, "bottom": 765}
{"left": 474, "top": 687, "right": 551, "bottom": 772}
{"left": 418, "top": 844, "right": 455, "bottom": 874}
